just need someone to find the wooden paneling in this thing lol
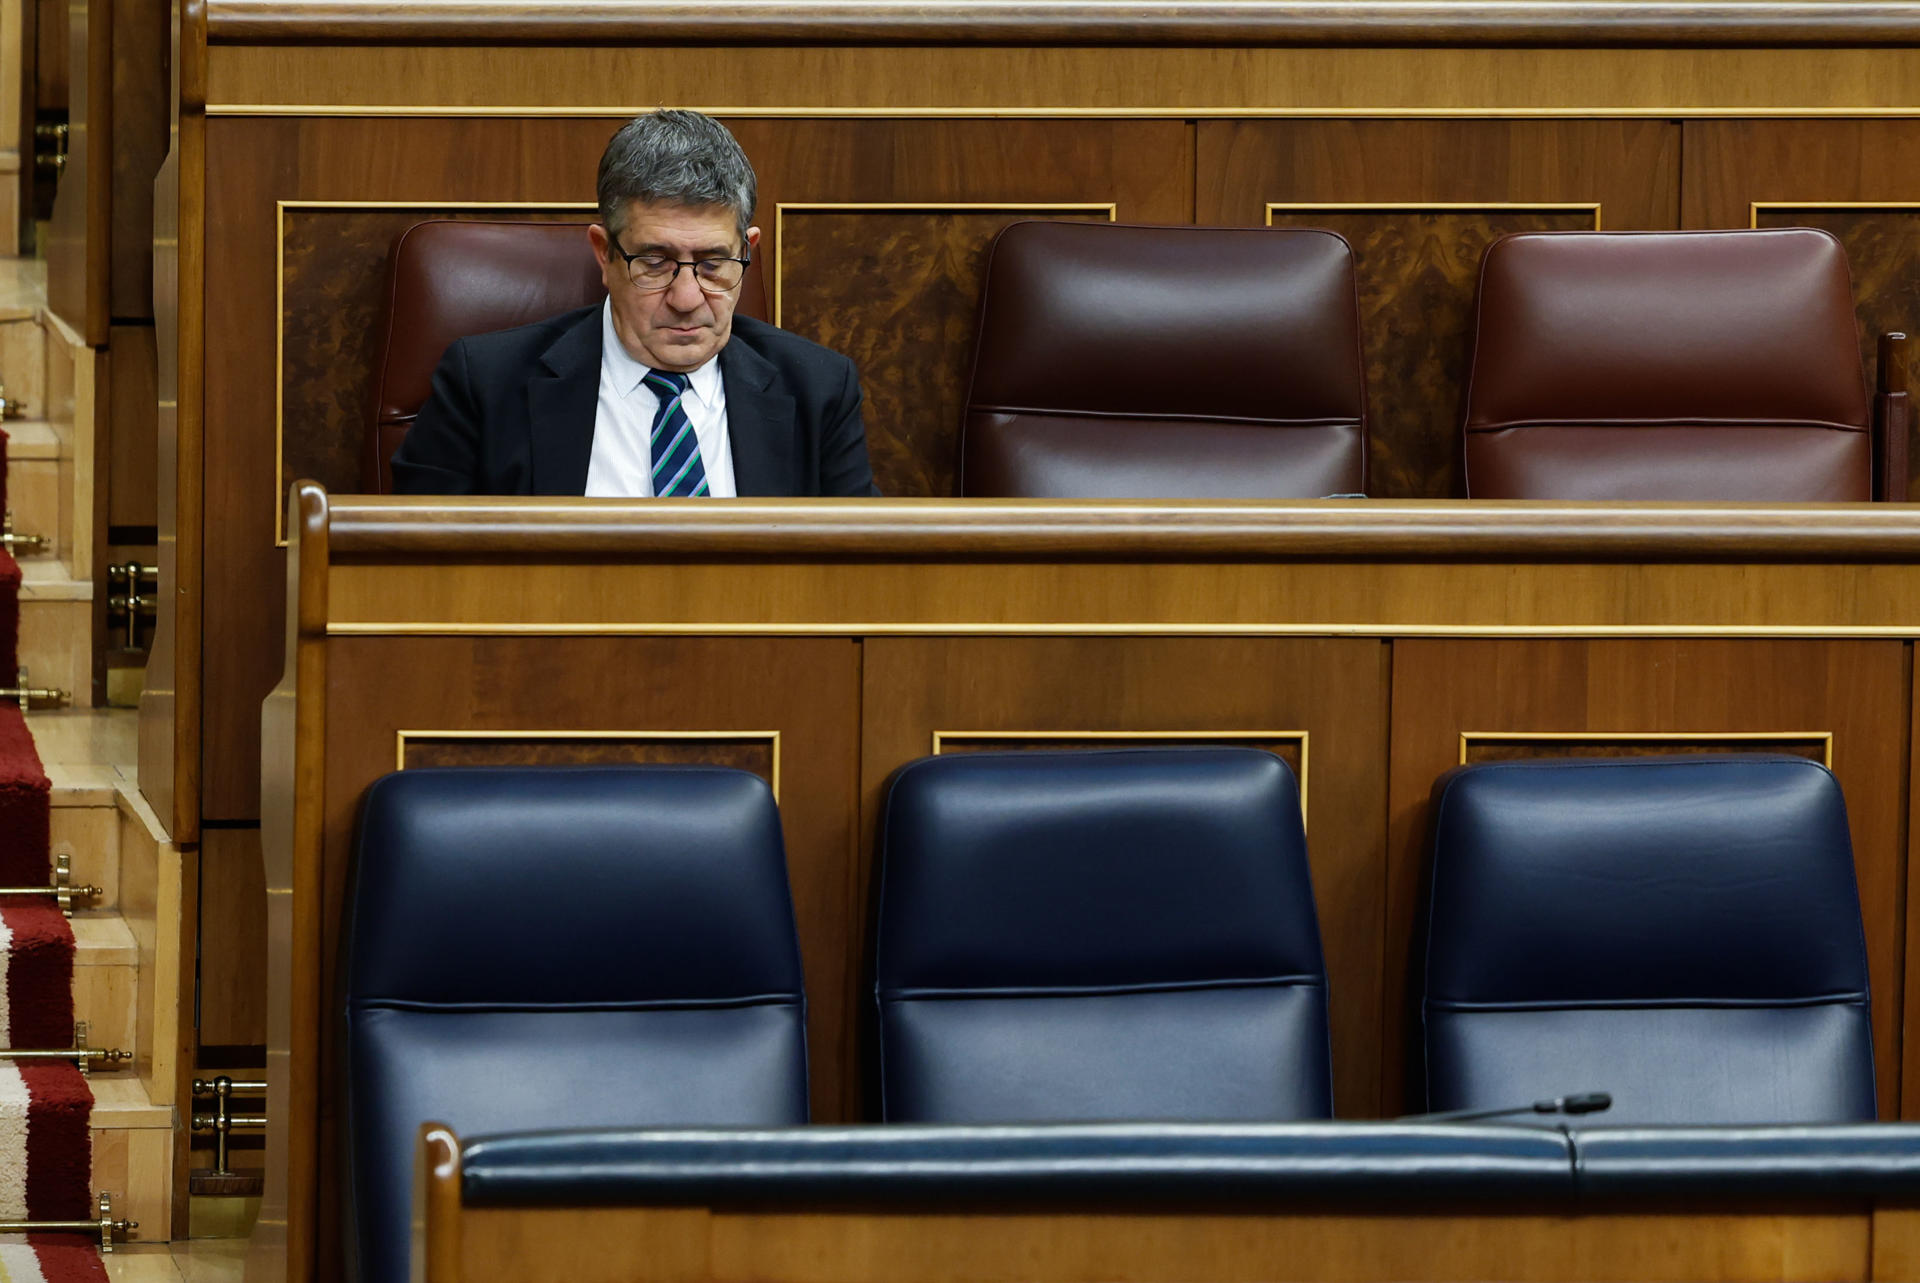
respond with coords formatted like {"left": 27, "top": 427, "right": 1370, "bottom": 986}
{"left": 729, "top": 119, "right": 1188, "bottom": 499}
{"left": 1386, "top": 639, "right": 1907, "bottom": 1118}
{"left": 199, "top": 826, "right": 265, "bottom": 1050}
{"left": 46, "top": 0, "right": 107, "bottom": 342}
{"left": 199, "top": 1, "right": 1920, "bottom": 46}
{"left": 278, "top": 205, "right": 587, "bottom": 501}
{"left": 108, "top": 322, "right": 155, "bottom": 529}
{"left": 301, "top": 633, "right": 860, "bottom": 1283}
{"left": 1682, "top": 121, "right": 1920, "bottom": 494}
{"left": 443, "top": 1200, "right": 1878, "bottom": 1283}
{"left": 398, "top": 733, "right": 775, "bottom": 780}
{"left": 203, "top": 45, "right": 1920, "bottom": 114}
{"left": 779, "top": 207, "right": 1111, "bottom": 497}
{"left": 862, "top": 637, "right": 1389, "bottom": 1116}
{"left": 204, "top": 115, "right": 1187, "bottom": 818}
{"left": 1197, "top": 121, "right": 1678, "bottom": 497}
{"left": 107, "top": 0, "right": 168, "bottom": 320}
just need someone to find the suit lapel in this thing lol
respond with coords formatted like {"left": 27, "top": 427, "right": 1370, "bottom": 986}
{"left": 527, "top": 308, "right": 604, "bottom": 495}
{"left": 720, "top": 336, "right": 798, "bottom": 496}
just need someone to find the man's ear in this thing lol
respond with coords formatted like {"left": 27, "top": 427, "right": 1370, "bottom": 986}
{"left": 588, "top": 222, "right": 612, "bottom": 270}
{"left": 745, "top": 226, "right": 762, "bottom": 255}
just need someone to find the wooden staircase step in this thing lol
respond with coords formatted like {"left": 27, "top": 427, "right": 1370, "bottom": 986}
{"left": 73, "top": 913, "right": 139, "bottom": 1054}
{"left": 4, "top": 419, "right": 57, "bottom": 458}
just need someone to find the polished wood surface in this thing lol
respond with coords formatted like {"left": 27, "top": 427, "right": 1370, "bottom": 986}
{"left": 202, "top": 0, "right": 1920, "bottom": 45}
{"left": 137, "top": 0, "right": 203, "bottom": 845}
{"left": 253, "top": 485, "right": 1920, "bottom": 1283}
{"left": 164, "top": 0, "right": 1920, "bottom": 1104}
{"left": 441, "top": 1205, "right": 1884, "bottom": 1283}
{"left": 202, "top": 46, "right": 1920, "bottom": 114}
{"left": 1199, "top": 119, "right": 1679, "bottom": 497}
{"left": 1684, "top": 119, "right": 1920, "bottom": 493}
{"left": 1384, "top": 639, "right": 1909, "bottom": 1118}
{"left": 318, "top": 496, "right": 1920, "bottom": 561}
{"left": 45, "top": 0, "right": 108, "bottom": 343}
{"left": 198, "top": 826, "right": 264, "bottom": 1050}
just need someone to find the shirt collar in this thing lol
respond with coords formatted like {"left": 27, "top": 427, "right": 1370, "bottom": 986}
{"left": 601, "top": 298, "right": 723, "bottom": 408}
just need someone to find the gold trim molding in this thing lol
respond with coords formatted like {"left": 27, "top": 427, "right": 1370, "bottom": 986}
{"left": 1751, "top": 200, "right": 1920, "bottom": 227}
{"left": 1458, "top": 729, "right": 1834, "bottom": 768}
{"left": 932, "top": 729, "right": 1310, "bottom": 824}
{"left": 209, "top": 106, "right": 1920, "bottom": 120}
{"left": 1268, "top": 201, "right": 1603, "bottom": 228}
{"left": 771, "top": 202, "right": 1118, "bottom": 328}
{"left": 395, "top": 728, "right": 784, "bottom": 799}
{"left": 275, "top": 199, "right": 598, "bottom": 546}
{"left": 332, "top": 622, "right": 1920, "bottom": 639}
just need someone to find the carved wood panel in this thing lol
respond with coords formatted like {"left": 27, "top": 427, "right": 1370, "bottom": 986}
{"left": 1387, "top": 638, "right": 1907, "bottom": 1119}
{"left": 777, "top": 207, "right": 1112, "bottom": 497}
{"left": 1265, "top": 206, "right": 1595, "bottom": 499}
{"left": 1198, "top": 120, "right": 1680, "bottom": 499}
{"left": 278, "top": 205, "right": 590, "bottom": 516}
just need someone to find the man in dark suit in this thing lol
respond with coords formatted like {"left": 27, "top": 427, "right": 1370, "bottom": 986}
{"left": 391, "top": 110, "right": 877, "bottom": 497}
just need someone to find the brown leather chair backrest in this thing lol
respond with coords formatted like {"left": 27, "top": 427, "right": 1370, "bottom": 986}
{"left": 365, "top": 219, "right": 770, "bottom": 493}
{"left": 1462, "top": 228, "right": 1872, "bottom": 501}
{"left": 961, "top": 221, "right": 1368, "bottom": 498}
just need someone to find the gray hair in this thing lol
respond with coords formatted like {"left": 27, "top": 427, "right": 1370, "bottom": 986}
{"left": 597, "top": 110, "right": 757, "bottom": 242}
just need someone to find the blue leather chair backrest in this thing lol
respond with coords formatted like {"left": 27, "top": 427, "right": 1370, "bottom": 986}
{"left": 875, "top": 747, "right": 1332, "bottom": 1123}
{"left": 1422, "top": 755, "right": 1874, "bottom": 1124}
{"left": 342, "top": 766, "right": 808, "bottom": 1283}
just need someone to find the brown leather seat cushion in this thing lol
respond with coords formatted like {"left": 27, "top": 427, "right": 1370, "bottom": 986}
{"left": 962, "top": 221, "right": 1368, "bottom": 498}
{"left": 1463, "top": 228, "right": 1872, "bottom": 501}
{"left": 365, "top": 219, "right": 769, "bottom": 493}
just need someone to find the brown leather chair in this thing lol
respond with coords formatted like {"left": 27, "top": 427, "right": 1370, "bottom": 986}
{"left": 1462, "top": 228, "right": 1910, "bottom": 502}
{"left": 364, "top": 219, "right": 770, "bottom": 493}
{"left": 960, "top": 222, "right": 1368, "bottom": 497}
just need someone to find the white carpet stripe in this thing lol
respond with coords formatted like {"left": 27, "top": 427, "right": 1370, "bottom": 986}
{"left": 0, "top": 908, "right": 14, "bottom": 1047}
{"left": 0, "top": 1236, "right": 49, "bottom": 1283}
{"left": 0, "top": 1064, "right": 29, "bottom": 1222}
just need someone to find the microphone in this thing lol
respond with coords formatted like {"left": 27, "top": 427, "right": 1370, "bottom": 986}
{"left": 1403, "top": 1091, "right": 1612, "bottom": 1124}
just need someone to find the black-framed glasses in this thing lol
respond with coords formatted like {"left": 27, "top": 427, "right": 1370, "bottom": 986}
{"left": 607, "top": 230, "right": 750, "bottom": 295}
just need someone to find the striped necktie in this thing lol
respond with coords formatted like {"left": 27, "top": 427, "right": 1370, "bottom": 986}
{"left": 644, "top": 368, "right": 710, "bottom": 498}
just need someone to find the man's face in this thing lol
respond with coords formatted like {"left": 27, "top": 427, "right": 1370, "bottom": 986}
{"left": 589, "top": 200, "right": 761, "bottom": 373}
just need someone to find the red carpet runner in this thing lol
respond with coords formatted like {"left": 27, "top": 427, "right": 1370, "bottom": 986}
{"left": 0, "top": 449, "right": 106, "bottom": 1280}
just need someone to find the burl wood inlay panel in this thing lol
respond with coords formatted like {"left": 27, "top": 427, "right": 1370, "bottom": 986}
{"left": 280, "top": 207, "right": 591, "bottom": 500}
{"left": 1266, "top": 207, "right": 1596, "bottom": 499}
{"left": 399, "top": 734, "right": 775, "bottom": 790}
{"left": 1462, "top": 734, "right": 1829, "bottom": 766}
{"left": 1753, "top": 206, "right": 1920, "bottom": 493}
{"left": 776, "top": 209, "right": 1111, "bottom": 497}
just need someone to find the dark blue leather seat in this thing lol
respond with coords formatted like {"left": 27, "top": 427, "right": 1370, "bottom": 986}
{"left": 875, "top": 747, "right": 1332, "bottom": 1123}
{"left": 342, "top": 766, "right": 808, "bottom": 1283}
{"left": 1421, "top": 755, "right": 1875, "bottom": 1125}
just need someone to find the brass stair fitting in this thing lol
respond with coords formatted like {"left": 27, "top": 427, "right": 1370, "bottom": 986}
{"left": 107, "top": 563, "right": 159, "bottom": 648}
{"left": 1, "top": 666, "right": 70, "bottom": 711}
{"left": 0, "top": 1192, "right": 136, "bottom": 1252}
{"left": 0, "top": 848, "right": 101, "bottom": 916}
{"left": 0, "top": 379, "right": 28, "bottom": 420}
{"left": 0, "top": 1022, "right": 132, "bottom": 1075}
{"left": 193, "top": 1076, "right": 267, "bottom": 1177}
{"left": 33, "top": 121, "right": 68, "bottom": 177}
{"left": 1, "top": 513, "right": 48, "bottom": 555}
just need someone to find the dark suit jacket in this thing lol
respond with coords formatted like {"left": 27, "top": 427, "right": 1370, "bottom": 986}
{"left": 389, "top": 306, "right": 878, "bottom": 496}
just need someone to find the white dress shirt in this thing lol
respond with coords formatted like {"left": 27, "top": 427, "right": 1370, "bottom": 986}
{"left": 584, "top": 299, "right": 737, "bottom": 497}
